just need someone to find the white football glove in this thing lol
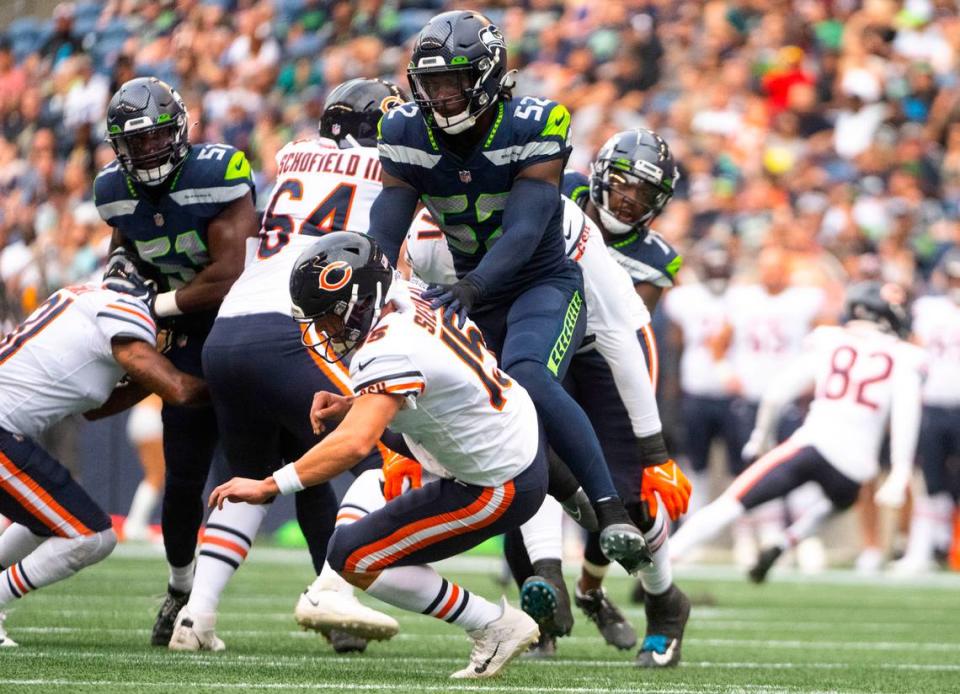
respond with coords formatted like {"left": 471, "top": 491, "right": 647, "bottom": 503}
{"left": 874, "top": 474, "right": 909, "bottom": 509}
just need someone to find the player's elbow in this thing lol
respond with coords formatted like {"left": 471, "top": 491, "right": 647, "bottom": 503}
{"left": 165, "top": 376, "right": 209, "bottom": 407}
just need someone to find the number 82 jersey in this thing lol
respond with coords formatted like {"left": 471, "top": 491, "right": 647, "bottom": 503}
{"left": 378, "top": 97, "right": 573, "bottom": 304}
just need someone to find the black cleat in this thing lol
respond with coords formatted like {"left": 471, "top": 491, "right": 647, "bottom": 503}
{"left": 636, "top": 584, "right": 691, "bottom": 668}
{"left": 151, "top": 586, "right": 190, "bottom": 646}
{"left": 324, "top": 627, "right": 368, "bottom": 653}
{"left": 575, "top": 586, "right": 637, "bottom": 650}
{"left": 520, "top": 560, "right": 574, "bottom": 638}
{"left": 630, "top": 580, "right": 646, "bottom": 605}
{"left": 523, "top": 632, "right": 557, "bottom": 658}
{"left": 749, "top": 546, "right": 784, "bottom": 584}
{"left": 595, "top": 500, "right": 652, "bottom": 574}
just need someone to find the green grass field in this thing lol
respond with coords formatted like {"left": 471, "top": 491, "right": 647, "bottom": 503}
{"left": 2, "top": 546, "right": 959, "bottom": 694}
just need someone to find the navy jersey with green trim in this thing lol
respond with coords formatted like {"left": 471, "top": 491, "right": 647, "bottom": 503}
{"left": 561, "top": 170, "right": 681, "bottom": 288}
{"left": 378, "top": 97, "right": 573, "bottom": 303}
{"left": 94, "top": 143, "right": 255, "bottom": 291}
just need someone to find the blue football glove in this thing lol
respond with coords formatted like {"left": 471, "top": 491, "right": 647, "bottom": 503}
{"left": 422, "top": 279, "right": 481, "bottom": 329}
{"left": 102, "top": 248, "right": 158, "bottom": 309}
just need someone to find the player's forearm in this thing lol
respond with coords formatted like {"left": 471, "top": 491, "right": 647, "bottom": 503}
{"left": 171, "top": 259, "right": 242, "bottom": 313}
{"left": 596, "top": 327, "right": 662, "bottom": 439}
{"left": 888, "top": 373, "right": 923, "bottom": 480}
{"left": 114, "top": 341, "right": 209, "bottom": 406}
{"left": 368, "top": 186, "right": 420, "bottom": 265}
{"left": 465, "top": 177, "right": 558, "bottom": 298}
{"left": 84, "top": 382, "right": 150, "bottom": 420}
{"left": 289, "top": 426, "right": 380, "bottom": 488}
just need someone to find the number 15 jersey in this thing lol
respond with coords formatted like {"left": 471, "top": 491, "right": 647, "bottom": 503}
{"left": 349, "top": 278, "right": 539, "bottom": 488}
{"left": 218, "top": 137, "right": 384, "bottom": 318}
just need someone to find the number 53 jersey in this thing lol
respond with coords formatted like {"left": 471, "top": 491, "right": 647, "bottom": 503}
{"left": 790, "top": 324, "right": 926, "bottom": 483}
{"left": 349, "top": 279, "right": 540, "bottom": 488}
{"left": 218, "top": 137, "right": 384, "bottom": 318}
{"left": 95, "top": 143, "right": 255, "bottom": 291}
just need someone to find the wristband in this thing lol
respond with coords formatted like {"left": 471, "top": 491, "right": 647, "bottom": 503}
{"left": 154, "top": 291, "right": 183, "bottom": 317}
{"left": 272, "top": 463, "right": 306, "bottom": 495}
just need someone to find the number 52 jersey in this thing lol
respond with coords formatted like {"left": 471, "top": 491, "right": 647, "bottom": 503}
{"left": 349, "top": 278, "right": 540, "bottom": 488}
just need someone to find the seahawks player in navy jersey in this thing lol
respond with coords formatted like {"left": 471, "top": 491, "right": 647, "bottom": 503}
{"left": 94, "top": 77, "right": 259, "bottom": 645}
{"left": 366, "top": 10, "right": 649, "bottom": 573}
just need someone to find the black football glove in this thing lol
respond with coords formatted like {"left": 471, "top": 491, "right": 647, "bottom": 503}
{"left": 422, "top": 278, "right": 481, "bottom": 328}
{"left": 102, "top": 248, "right": 158, "bottom": 310}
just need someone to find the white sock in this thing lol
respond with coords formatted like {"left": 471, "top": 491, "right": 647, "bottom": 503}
{"left": 777, "top": 493, "right": 834, "bottom": 550}
{"left": 0, "top": 530, "right": 117, "bottom": 608}
{"left": 749, "top": 498, "right": 786, "bottom": 548}
{"left": 188, "top": 501, "right": 267, "bottom": 613}
{"left": 670, "top": 495, "right": 745, "bottom": 561}
{"left": 902, "top": 491, "right": 937, "bottom": 563}
{"left": 124, "top": 481, "right": 160, "bottom": 540}
{"left": 365, "top": 565, "right": 500, "bottom": 631}
{"left": 520, "top": 496, "right": 563, "bottom": 565}
{"left": 169, "top": 559, "right": 196, "bottom": 593}
{"left": 0, "top": 524, "right": 44, "bottom": 568}
{"left": 640, "top": 510, "right": 672, "bottom": 595}
{"left": 931, "top": 492, "right": 955, "bottom": 551}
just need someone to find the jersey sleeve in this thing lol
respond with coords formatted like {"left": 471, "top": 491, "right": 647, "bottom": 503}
{"left": 561, "top": 170, "right": 590, "bottom": 209}
{"left": 351, "top": 351, "right": 426, "bottom": 401}
{"left": 614, "top": 233, "right": 683, "bottom": 288}
{"left": 169, "top": 144, "right": 255, "bottom": 218}
{"left": 509, "top": 97, "right": 573, "bottom": 174}
{"left": 94, "top": 163, "right": 137, "bottom": 228}
{"left": 377, "top": 103, "right": 436, "bottom": 188}
{"left": 94, "top": 294, "right": 158, "bottom": 346}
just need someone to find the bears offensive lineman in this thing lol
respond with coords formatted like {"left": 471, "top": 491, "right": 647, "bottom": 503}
{"left": 670, "top": 282, "right": 925, "bottom": 582}
{"left": 0, "top": 275, "right": 206, "bottom": 646}
{"left": 167, "top": 79, "right": 404, "bottom": 652}
{"left": 94, "top": 77, "right": 259, "bottom": 644}
{"left": 366, "top": 9, "right": 648, "bottom": 572}
{"left": 211, "top": 232, "right": 548, "bottom": 679}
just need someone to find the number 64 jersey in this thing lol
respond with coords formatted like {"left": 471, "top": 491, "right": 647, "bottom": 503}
{"left": 349, "top": 278, "right": 539, "bottom": 488}
{"left": 762, "top": 323, "right": 926, "bottom": 483}
{"left": 218, "top": 137, "right": 383, "bottom": 318}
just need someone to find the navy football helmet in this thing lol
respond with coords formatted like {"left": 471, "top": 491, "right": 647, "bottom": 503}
{"left": 590, "top": 129, "right": 679, "bottom": 238}
{"left": 319, "top": 78, "right": 408, "bottom": 147}
{"left": 407, "top": 10, "right": 511, "bottom": 134}
{"left": 844, "top": 281, "right": 911, "bottom": 338}
{"left": 106, "top": 77, "right": 190, "bottom": 186}
{"left": 290, "top": 232, "right": 393, "bottom": 362}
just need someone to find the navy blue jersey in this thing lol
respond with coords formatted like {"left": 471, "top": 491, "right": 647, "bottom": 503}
{"left": 561, "top": 170, "right": 681, "bottom": 288}
{"left": 378, "top": 98, "right": 573, "bottom": 303}
{"left": 94, "top": 143, "right": 255, "bottom": 291}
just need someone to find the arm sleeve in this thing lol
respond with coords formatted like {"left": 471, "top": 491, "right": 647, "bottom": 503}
{"left": 595, "top": 327, "right": 662, "bottom": 438}
{"left": 465, "top": 176, "right": 559, "bottom": 298}
{"left": 367, "top": 186, "right": 421, "bottom": 266}
{"left": 888, "top": 356, "right": 924, "bottom": 481}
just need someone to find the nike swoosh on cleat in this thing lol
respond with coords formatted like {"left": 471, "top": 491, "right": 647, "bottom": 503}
{"left": 474, "top": 642, "right": 501, "bottom": 673}
{"left": 649, "top": 639, "right": 677, "bottom": 666}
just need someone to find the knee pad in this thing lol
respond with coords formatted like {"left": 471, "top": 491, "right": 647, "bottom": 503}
{"left": 64, "top": 529, "right": 118, "bottom": 570}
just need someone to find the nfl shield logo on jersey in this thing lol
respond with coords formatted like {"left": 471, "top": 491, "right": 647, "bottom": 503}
{"left": 459, "top": 170, "right": 472, "bottom": 183}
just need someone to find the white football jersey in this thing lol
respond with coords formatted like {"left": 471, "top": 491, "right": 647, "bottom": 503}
{"left": 726, "top": 285, "right": 825, "bottom": 401}
{"left": 912, "top": 295, "right": 960, "bottom": 406}
{"left": 350, "top": 279, "right": 539, "bottom": 487}
{"left": 219, "top": 137, "right": 383, "bottom": 318}
{"left": 663, "top": 283, "right": 732, "bottom": 397}
{"left": 403, "top": 197, "right": 658, "bottom": 437}
{"left": 786, "top": 324, "right": 925, "bottom": 483}
{"left": 0, "top": 285, "right": 157, "bottom": 439}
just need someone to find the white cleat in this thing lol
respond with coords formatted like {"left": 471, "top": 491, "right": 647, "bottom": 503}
{"left": 854, "top": 547, "right": 886, "bottom": 574}
{"left": 0, "top": 612, "right": 17, "bottom": 647}
{"left": 450, "top": 597, "right": 540, "bottom": 679}
{"left": 168, "top": 607, "right": 226, "bottom": 652}
{"left": 294, "top": 587, "right": 398, "bottom": 641}
{"left": 888, "top": 555, "right": 933, "bottom": 576}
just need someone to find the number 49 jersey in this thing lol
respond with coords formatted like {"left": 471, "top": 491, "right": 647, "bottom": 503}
{"left": 379, "top": 98, "right": 573, "bottom": 304}
{"left": 218, "top": 137, "right": 383, "bottom": 318}
{"left": 95, "top": 143, "right": 255, "bottom": 290}
{"left": 790, "top": 324, "right": 926, "bottom": 482}
{"left": 349, "top": 279, "right": 539, "bottom": 488}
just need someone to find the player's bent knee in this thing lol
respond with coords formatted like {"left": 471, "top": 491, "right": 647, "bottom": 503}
{"left": 64, "top": 529, "right": 118, "bottom": 570}
{"left": 505, "top": 360, "right": 556, "bottom": 397}
{"left": 325, "top": 527, "right": 351, "bottom": 572}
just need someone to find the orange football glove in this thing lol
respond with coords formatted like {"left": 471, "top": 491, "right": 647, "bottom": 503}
{"left": 640, "top": 460, "right": 692, "bottom": 522}
{"left": 382, "top": 450, "right": 422, "bottom": 501}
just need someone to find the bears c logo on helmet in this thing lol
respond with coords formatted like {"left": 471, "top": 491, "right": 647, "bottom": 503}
{"left": 318, "top": 261, "right": 353, "bottom": 291}
{"left": 380, "top": 95, "right": 403, "bottom": 113}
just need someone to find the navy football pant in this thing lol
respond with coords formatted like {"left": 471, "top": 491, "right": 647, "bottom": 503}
{"left": 917, "top": 405, "right": 960, "bottom": 501}
{"left": 202, "top": 313, "right": 382, "bottom": 573}
{"left": 681, "top": 393, "right": 742, "bottom": 475}
{"left": 161, "top": 331, "right": 220, "bottom": 568}
{"left": 0, "top": 427, "right": 112, "bottom": 539}
{"left": 472, "top": 265, "right": 619, "bottom": 504}
{"left": 327, "top": 442, "right": 548, "bottom": 573}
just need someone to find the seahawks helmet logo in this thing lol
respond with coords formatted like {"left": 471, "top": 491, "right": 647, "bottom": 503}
{"left": 478, "top": 25, "right": 505, "bottom": 52}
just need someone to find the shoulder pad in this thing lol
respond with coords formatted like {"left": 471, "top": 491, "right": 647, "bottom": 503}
{"left": 94, "top": 161, "right": 138, "bottom": 223}
{"left": 561, "top": 170, "right": 590, "bottom": 208}
{"left": 168, "top": 144, "right": 254, "bottom": 208}
{"left": 608, "top": 232, "right": 683, "bottom": 287}
{"left": 506, "top": 97, "right": 570, "bottom": 143}
{"left": 377, "top": 102, "right": 427, "bottom": 145}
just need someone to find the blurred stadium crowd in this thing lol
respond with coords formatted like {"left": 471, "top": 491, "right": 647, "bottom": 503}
{"left": 0, "top": 0, "right": 959, "bottom": 563}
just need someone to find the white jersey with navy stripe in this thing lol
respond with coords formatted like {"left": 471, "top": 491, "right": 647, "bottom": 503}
{"left": 404, "top": 196, "right": 658, "bottom": 437}
{"left": 218, "top": 137, "right": 383, "bottom": 319}
{"left": 0, "top": 286, "right": 157, "bottom": 439}
{"left": 349, "top": 279, "right": 539, "bottom": 488}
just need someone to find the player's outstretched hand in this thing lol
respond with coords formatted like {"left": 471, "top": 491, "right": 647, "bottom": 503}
{"left": 310, "top": 391, "right": 354, "bottom": 434}
{"left": 874, "top": 473, "right": 909, "bottom": 509}
{"left": 382, "top": 450, "right": 422, "bottom": 501}
{"left": 423, "top": 279, "right": 480, "bottom": 329}
{"left": 209, "top": 477, "right": 277, "bottom": 509}
{"left": 640, "top": 460, "right": 692, "bottom": 522}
